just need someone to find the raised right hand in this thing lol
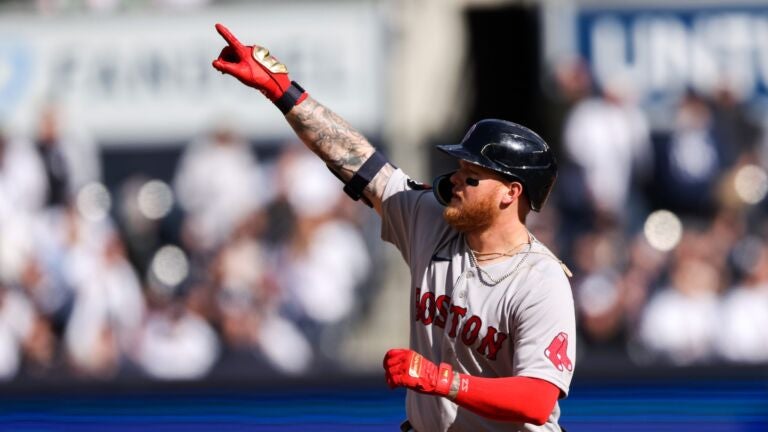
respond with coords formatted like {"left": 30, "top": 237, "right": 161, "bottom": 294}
{"left": 212, "top": 23, "right": 306, "bottom": 108}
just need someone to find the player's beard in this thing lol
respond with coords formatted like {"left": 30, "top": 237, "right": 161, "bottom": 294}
{"left": 443, "top": 193, "right": 497, "bottom": 233}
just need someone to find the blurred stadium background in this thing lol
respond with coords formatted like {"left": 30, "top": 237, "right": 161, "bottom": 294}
{"left": 0, "top": 0, "right": 767, "bottom": 430}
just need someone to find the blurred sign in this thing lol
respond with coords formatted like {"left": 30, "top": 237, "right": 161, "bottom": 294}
{"left": 576, "top": 5, "right": 768, "bottom": 104}
{"left": 0, "top": 3, "right": 385, "bottom": 145}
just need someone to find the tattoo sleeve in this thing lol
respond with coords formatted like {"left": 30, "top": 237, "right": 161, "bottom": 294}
{"left": 285, "top": 96, "right": 394, "bottom": 213}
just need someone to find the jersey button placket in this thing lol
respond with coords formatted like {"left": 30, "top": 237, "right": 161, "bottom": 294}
{"left": 461, "top": 271, "right": 474, "bottom": 300}
{"left": 452, "top": 271, "right": 469, "bottom": 306}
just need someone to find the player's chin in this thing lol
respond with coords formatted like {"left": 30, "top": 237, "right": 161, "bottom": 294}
{"left": 442, "top": 206, "right": 462, "bottom": 226}
{"left": 444, "top": 200, "right": 461, "bottom": 215}
{"left": 443, "top": 210, "right": 474, "bottom": 233}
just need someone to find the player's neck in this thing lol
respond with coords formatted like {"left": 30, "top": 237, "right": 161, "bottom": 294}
{"left": 465, "top": 220, "right": 530, "bottom": 266}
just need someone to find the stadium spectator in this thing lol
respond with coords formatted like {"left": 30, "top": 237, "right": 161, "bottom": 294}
{"left": 571, "top": 229, "right": 625, "bottom": 349}
{"left": 652, "top": 91, "right": 723, "bottom": 216}
{"left": 0, "top": 128, "right": 47, "bottom": 216}
{"left": 135, "top": 297, "right": 219, "bottom": 380}
{"left": 32, "top": 104, "right": 101, "bottom": 208}
{"left": 637, "top": 233, "right": 723, "bottom": 365}
{"left": 0, "top": 282, "right": 36, "bottom": 379}
{"left": 63, "top": 233, "right": 145, "bottom": 378}
{"left": 173, "top": 121, "right": 267, "bottom": 253}
{"left": 563, "top": 73, "right": 652, "bottom": 226}
{"left": 710, "top": 84, "right": 763, "bottom": 167}
{"left": 716, "top": 238, "right": 768, "bottom": 363}
{"left": 272, "top": 149, "right": 371, "bottom": 363}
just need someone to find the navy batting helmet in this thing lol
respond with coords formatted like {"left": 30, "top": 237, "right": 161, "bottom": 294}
{"left": 433, "top": 119, "right": 557, "bottom": 212}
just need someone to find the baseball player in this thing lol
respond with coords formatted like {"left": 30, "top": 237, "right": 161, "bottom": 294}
{"left": 212, "top": 23, "right": 575, "bottom": 432}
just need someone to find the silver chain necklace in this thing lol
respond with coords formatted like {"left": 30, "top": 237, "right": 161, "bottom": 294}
{"left": 466, "top": 233, "right": 534, "bottom": 287}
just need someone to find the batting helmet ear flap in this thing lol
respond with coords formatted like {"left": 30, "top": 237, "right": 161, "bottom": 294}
{"left": 432, "top": 171, "right": 455, "bottom": 206}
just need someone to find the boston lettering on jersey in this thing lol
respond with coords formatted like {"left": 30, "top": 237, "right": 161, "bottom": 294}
{"left": 415, "top": 291, "right": 508, "bottom": 360}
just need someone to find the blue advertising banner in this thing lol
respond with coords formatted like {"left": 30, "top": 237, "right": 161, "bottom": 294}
{"left": 577, "top": 6, "right": 768, "bottom": 105}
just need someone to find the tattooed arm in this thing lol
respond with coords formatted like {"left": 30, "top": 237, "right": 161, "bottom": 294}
{"left": 210, "top": 24, "right": 394, "bottom": 214}
{"left": 286, "top": 96, "right": 394, "bottom": 215}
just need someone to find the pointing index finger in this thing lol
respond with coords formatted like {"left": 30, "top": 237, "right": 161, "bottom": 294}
{"left": 215, "top": 23, "right": 244, "bottom": 49}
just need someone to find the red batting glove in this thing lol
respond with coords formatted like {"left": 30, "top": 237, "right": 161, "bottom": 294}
{"left": 383, "top": 349, "right": 454, "bottom": 397}
{"left": 212, "top": 23, "right": 307, "bottom": 111}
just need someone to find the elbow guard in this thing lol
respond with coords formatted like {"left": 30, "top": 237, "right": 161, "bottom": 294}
{"left": 326, "top": 151, "right": 389, "bottom": 207}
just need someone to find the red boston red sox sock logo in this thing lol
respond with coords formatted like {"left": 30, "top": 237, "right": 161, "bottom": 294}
{"left": 544, "top": 332, "right": 572, "bottom": 372}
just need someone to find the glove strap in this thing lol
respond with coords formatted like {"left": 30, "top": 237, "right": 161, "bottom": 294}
{"left": 435, "top": 363, "right": 454, "bottom": 397}
{"left": 275, "top": 81, "right": 307, "bottom": 114}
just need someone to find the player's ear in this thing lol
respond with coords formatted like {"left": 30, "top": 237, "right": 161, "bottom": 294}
{"left": 501, "top": 181, "right": 524, "bottom": 206}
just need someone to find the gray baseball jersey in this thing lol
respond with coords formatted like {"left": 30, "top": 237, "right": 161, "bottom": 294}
{"left": 381, "top": 169, "right": 576, "bottom": 432}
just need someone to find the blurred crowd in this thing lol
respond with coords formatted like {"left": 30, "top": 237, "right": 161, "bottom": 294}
{"left": 0, "top": 106, "right": 377, "bottom": 381}
{"left": 541, "top": 56, "right": 768, "bottom": 366}
{"left": 2, "top": 47, "right": 768, "bottom": 384}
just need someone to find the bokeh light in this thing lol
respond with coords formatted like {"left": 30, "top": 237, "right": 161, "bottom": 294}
{"left": 137, "top": 179, "right": 174, "bottom": 220}
{"left": 643, "top": 210, "right": 683, "bottom": 252}
{"left": 733, "top": 164, "right": 768, "bottom": 205}
{"left": 150, "top": 245, "right": 189, "bottom": 289}
{"left": 76, "top": 182, "right": 111, "bottom": 221}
